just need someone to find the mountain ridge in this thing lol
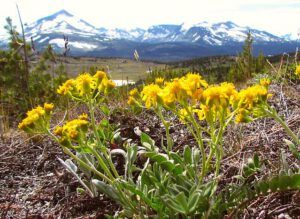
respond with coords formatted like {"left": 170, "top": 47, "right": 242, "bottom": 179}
{"left": 1, "top": 10, "right": 299, "bottom": 61}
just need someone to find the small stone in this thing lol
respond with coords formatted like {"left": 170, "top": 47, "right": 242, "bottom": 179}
{"left": 278, "top": 213, "right": 292, "bottom": 219}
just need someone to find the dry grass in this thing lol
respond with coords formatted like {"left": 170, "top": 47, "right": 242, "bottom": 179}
{"left": 59, "top": 57, "right": 166, "bottom": 81}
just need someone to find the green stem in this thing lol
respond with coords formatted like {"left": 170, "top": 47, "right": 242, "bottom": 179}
{"left": 48, "top": 130, "right": 137, "bottom": 213}
{"left": 184, "top": 105, "right": 206, "bottom": 181}
{"left": 46, "top": 130, "right": 113, "bottom": 183}
{"left": 264, "top": 106, "right": 300, "bottom": 146}
{"left": 88, "top": 100, "right": 120, "bottom": 178}
{"left": 156, "top": 107, "right": 173, "bottom": 151}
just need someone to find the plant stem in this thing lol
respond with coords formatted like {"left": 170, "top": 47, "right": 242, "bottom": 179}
{"left": 264, "top": 106, "right": 300, "bottom": 146}
{"left": 46, "top": 130, "right": 113, "bottom": 183}
{"left": 184, "top": 106, "right": 206, "bottom": 181}
{"left": 156, "top": 107, "right": 173, "bottom": 151}
{"left": 88, "top": 100, "right": 120, "bottom": 178}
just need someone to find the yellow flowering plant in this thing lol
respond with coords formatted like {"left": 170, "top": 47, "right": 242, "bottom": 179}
{"left": 18, "top": 103, "right": 54, "bottom": 133}
{"left": 19, "top": 71, "right": 151, "bottom": 217}
{"left": 19, "top": 70, "right": 299, "bottom": 217}
{"left": 128, "top": 73, "right": 299, "bottom": 210}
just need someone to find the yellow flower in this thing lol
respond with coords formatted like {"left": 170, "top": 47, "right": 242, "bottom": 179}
{"left": 259, "top": 78, "right": 271, "bottom": 87}
{"left": 202, "top": 83, "right": 237, "bottom": 108}
{"left": 237, "top": 85, "right": 268, "bottom": 110}
{"left": 76, "top": 73, "right": 96, "bottom": 96}
{"left": 179, "top": 73, "right": 207, "bottom": 100}
{"left": 141, "top": 84, "right": 162, "bottom": 108}
{"left": 185, "top": 73, "right": 208, "bottom": 89}
{"left": 194, "top": 106, "right": 208, "bottom": 121}
{"left": 198, "top": 83, "right": 237, "bottom": 122}
{"left": 54, "top": 126, "right": 63, "bottom": 136}
{"left": 295, "top": 65, "right": 300, "bottom": 77}
{"left": 18, "top": 105, "right": 50, "bottom": 132}
{"left": 68, "top": 129, "right": 79, "bottom": 139}
{"left": 129, "top": 88, "right": 139, "bottom": 97}
{"left": 127, "top": 96, "right": 137, "bottom": 106}
{"left": 78, "top": 113, "right": 88, "bottom": 120}
{"left": 44, "top": 103, "right": 54, "bottom": 113}
{"left": 55, "top": 115, "right": 89, "bottom": 142}
{"left": 179, "top": 108, "right": 189, "bottom": 122}
{"left": 57, "top": 79, "right": 75, "bottom": 95}
{"left": 160, "top": 78, "right": 186, "bottom": 105}
{"left": 93, "top": 71, "right": 107, "bottom": 84}
{"left": 98, "top": 78, "right": 116, "bottom": 93}
{"left": 155, "top": 77, "right": 164, "bottom": 86}
{"left": 106, "top": 79, "right": 116, "bottom": 89}
{"left": 235, "top": 108, "right": 251, "bottom": 123}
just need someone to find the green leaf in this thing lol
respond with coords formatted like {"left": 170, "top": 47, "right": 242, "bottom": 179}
{"left": 253, "top": 154, "right": 260, "bottom": 168}
{"left": 175, "top": 192, "right": 188, "bottom": 213}
{"left": 100, "top": 105, "right": 110, "bottom": 116}
{"left": 150, "top": 154, "right": 168, "bottom": 163}
{"left": 192, "top": 148, "right": 200, "bottom": 165}
{"left": 100, "top": 118, "right": 109, "bottom": 127}
{"left": 141, "top": 133, "right": 155, "bottom": 150}
{"left": 141, "top": 171, "right": 152, "bottom": 187}
{"left": 284, "top": 139, "right": 300, "bottom": 160}
{"left": 162, "top": 195, "right": 186, "bottom": 214}
{"left": 188, "top": 190, "right": 209, "bottom": 214}
{"left": 289, "top": 174, "right": 300, "bottom": 188}
{"left": 172, "top": 164, "right": 184, "bottom": 175}
{"left": 120, "top": 181, "right": 160, "bottom": 211}
{"left": 160, "top": 161, "right": 175, "bottom": 172}
{"left": 92, "top": 179, "right": 120, "bottom": 201}
{"left": 76, "top": 187, "right": 85, "bottom": 195}
{"left": 187, "top": 191, "right": 201, "bottom": 213}
{"left": 169, "top": 152, "right": 184, "bottom": 165}
{"left": 183, "top": 146, "right": 192, "bottom": 164}
{"left": 233, "top": 175, "right": 245, "bottom": 182}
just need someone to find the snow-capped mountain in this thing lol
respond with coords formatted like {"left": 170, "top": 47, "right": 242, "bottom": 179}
{"left": 26, "top": 10, "right": 99, "bottom": 37}
{"left": 1, "top": 10, "right": 298, "bottom": 60}
{"left": 281, "top": 32, "right": 300, "bottom": 41}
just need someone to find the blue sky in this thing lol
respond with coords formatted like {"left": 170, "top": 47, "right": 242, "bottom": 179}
{"left": 0, "top": 0, "right": 299, "bottom": 37}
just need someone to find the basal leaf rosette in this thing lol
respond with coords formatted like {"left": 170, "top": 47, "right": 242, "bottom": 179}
{"left": 18, "top": 103, "right": 54, "bottom": 133}
{"left": 57, "top": 71, "right": 116, "bottom": 101}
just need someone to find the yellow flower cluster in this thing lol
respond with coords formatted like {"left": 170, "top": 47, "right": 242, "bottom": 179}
{"left": 18, "top": 103, "right": 54, "bottom": 132}
{"left": 198, "top": 82, "right": 238, "bottom": 122}
{"left": 54, "top": 114, "right": 89, "bottom": 146}
{"left": 155, "top": 77, "right": 164, "bottom": 86}
{"left": 295, "top": 65, "right": 300, "bottom": 77}
{"left": 236, "top": 85, "right": 268, "bottom": 110}
{"left": 128, "top": 72, "right": 272, "bottom": 124}
{"left": 141, "top": 84, "right": 162, "bottom": 108}
{"left": 127, "top": 88, "right": 140, "bottom": 106}
{"left": 259, "top": 78, "right": 271, "bottom": 87}
{"left": 57, "top": 71, "right": 116, "bottom": 98}
{"left": 234, "top": 84, "right": 270, "bottom": 123}
{"left": 129, "top": 73, "right": 208, "bottom": 109}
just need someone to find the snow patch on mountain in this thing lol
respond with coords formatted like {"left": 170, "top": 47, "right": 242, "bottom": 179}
{"left": 49, "top": 38, "right": 97, "bottom": 50}
{"left": 71, "top": 41, "right": 97, "bottom": 50}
